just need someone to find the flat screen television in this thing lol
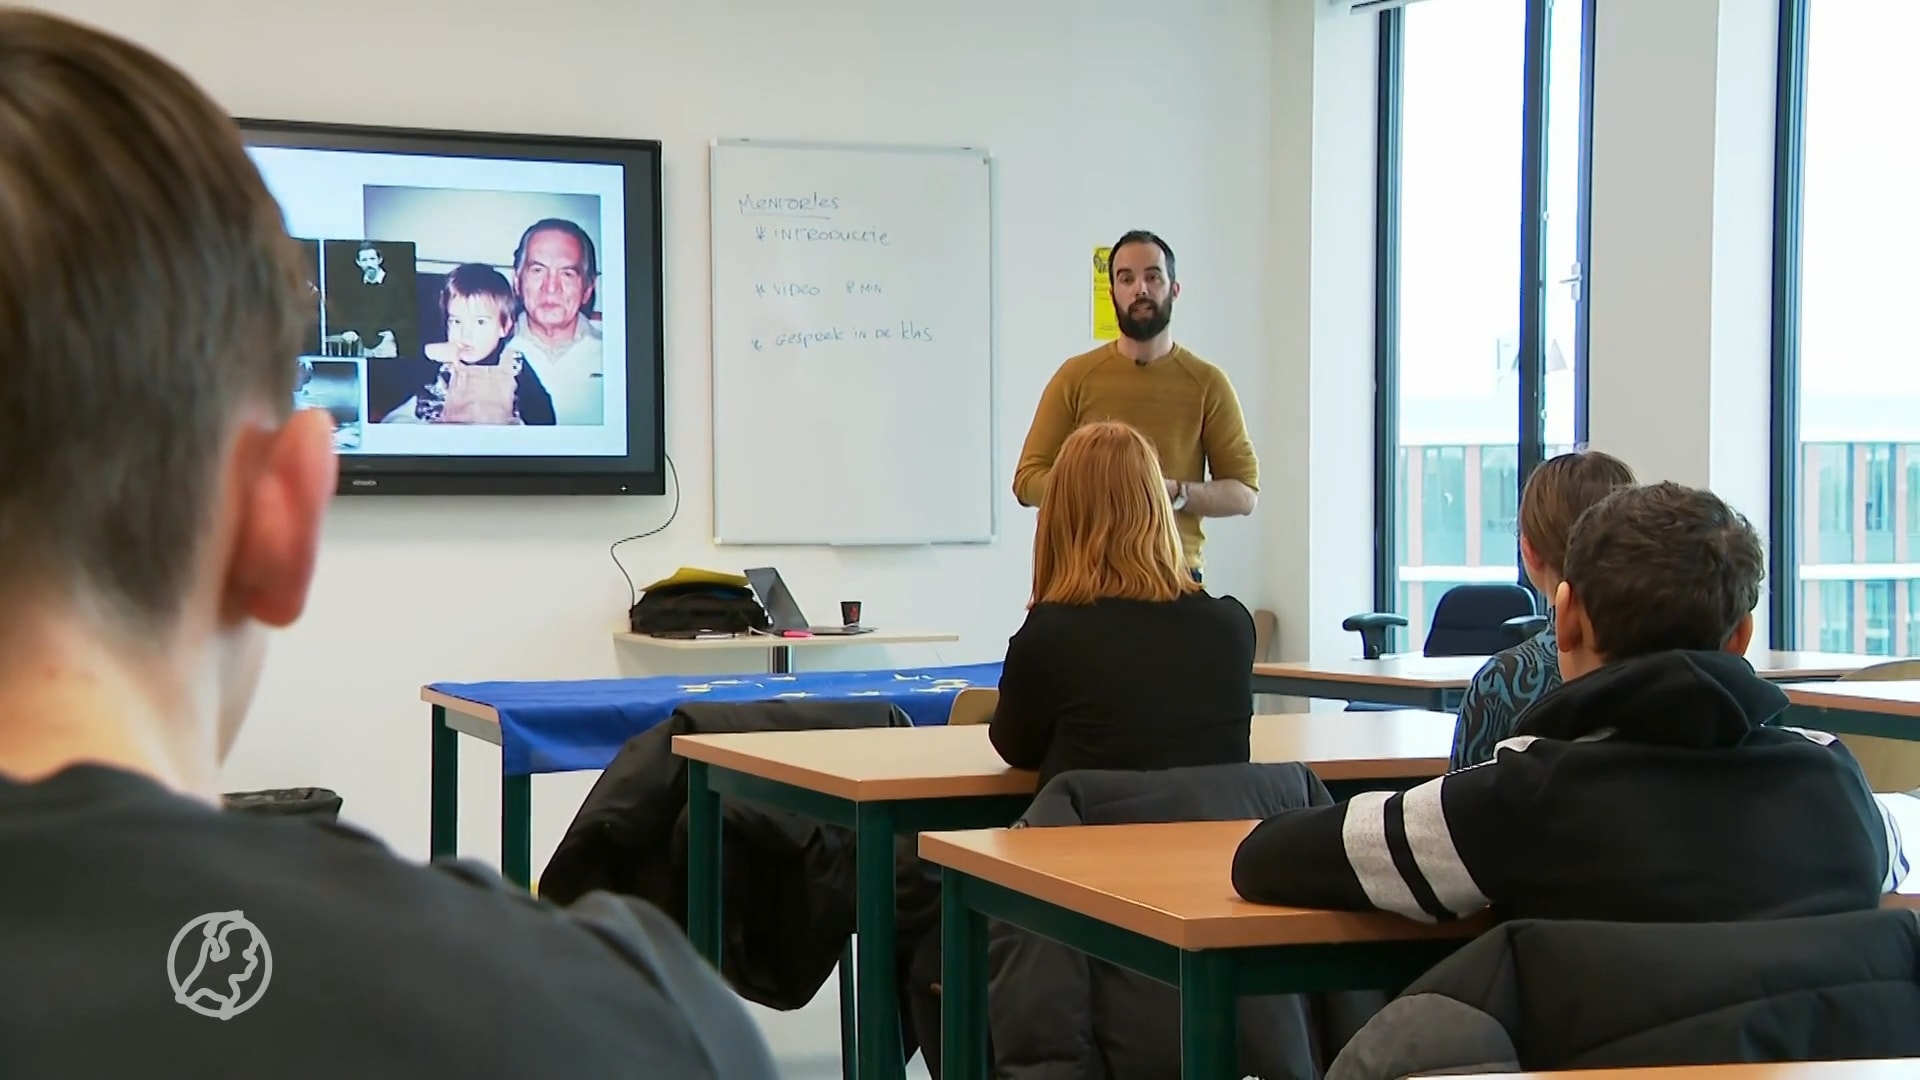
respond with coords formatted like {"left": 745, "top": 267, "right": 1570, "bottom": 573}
{"left": 239, "top": 118, "right": 666, "bottom": 495}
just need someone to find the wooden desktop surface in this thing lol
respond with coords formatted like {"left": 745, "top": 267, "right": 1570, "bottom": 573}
{"left": 918, "top": 818, "right": 1487, "bottom": 950}
{"left": 1433, "top": 1063, "right": 1920, "bottom": 1079}
{"left": 1255, "top": 650, "right": 1875, "bottom": 689}
{"left": 613, "top": 629, "right": 958, "bottom": 649}
{"left": 670, "top": 710, "right": 1456, "bottom": 802}
{"left": 919, "top": 820, "right": 1920, "bottom": 955}
{"left": 421, "top": 686, "right": 498, "bottom": 724}
{"left": 1783, "top": 679, "right": 1920, "bottom": 719}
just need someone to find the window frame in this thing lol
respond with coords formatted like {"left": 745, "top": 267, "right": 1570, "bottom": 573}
{"left": 1370, "top": 0, "right": 1599, "bottom": 641}
{"left": 1768, "top": 0, "right": 1811, "bottom": 647}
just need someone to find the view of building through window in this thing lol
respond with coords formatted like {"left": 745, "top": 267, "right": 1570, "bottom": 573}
{"left": 1388, "top": 0, "right": 1583, "bottom": 652}
{"left": 1790, "top": 0, "right": 1920, "bottom": 656}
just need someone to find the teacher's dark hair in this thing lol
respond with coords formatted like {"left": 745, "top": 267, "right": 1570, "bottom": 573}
{"left": 0, "top": 9, "right": 307, "bottom": 628}
{"left": 1109, "top": 229, "right": 1176, "bottom": 283}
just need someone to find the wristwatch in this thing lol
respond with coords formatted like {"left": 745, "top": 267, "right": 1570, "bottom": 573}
{"left": 1170, "top": 482, "right": 1190, "bottom": 512}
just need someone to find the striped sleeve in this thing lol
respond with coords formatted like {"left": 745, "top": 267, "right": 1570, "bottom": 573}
{"left": 1784, "top": 725, "right": 1920, "bottom": 893}
{"left": 1231, "top": 763, "right": 1514, "bottom": 922}
{"left": 1875, "top": 791, "right": 1920, "bottom": 894}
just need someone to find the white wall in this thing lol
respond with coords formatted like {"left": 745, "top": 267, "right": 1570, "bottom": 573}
{"left": 25, "top": 2, "right": 1281, "bottom": 1067}
{"left": 1263, "top": 0, "right": 1380, "bottom": 674}
{"left": 26, "top": 0, "right": 1276, "bottom": 869}
{"left": 1586, "top": 0, "right": 1780, "bottom": 641}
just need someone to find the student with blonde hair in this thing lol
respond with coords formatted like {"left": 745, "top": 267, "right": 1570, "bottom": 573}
{"left": 988, "top": 421, "right": 1256, "bottom": 784}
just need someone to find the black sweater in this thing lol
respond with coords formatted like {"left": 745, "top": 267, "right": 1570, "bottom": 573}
{"left": 1233, "top": 649, "right": 1910, "bottom": 924}
{"left": 989, "top": 590, "right": 1255, "bottom": 787}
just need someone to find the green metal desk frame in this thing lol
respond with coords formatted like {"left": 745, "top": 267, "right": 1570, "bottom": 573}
{"left": 428, "top": 702, "right": 532, "bottom": 887}
{"left": 685, "top": 758, "right": 1034, "bottom": 1080}
{"left": 938, "top": 869, "right": 1469, "bottom": 1080}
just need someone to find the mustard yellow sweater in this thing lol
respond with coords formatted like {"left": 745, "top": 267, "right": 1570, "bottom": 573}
{"left": 1013, "top": 343, "right": 1259, "bottom": 568}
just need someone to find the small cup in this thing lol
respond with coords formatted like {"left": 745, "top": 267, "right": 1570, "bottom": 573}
{"left": 840, "top": 601, "right": 863, "bottom": 627}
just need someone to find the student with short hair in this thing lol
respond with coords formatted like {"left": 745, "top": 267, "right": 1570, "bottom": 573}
{"left": 0, "top": 11, "right": 774, "bottom": 1077}
{"left": 1232, "top": 482, "right": 1917, "bottom": 924}
{"left": 989, "top": 420, "right": 1256, "bottom": 788}
{"left": 1450, "top": 449, "right": 1637, "bottom": 768}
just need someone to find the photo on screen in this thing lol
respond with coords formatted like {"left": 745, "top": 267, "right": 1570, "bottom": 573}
{"left": 294, "top": 357, "right": 365, "bottom": 452}
{"left": 362, "top": 186, "right": 607, "bottom": 428}
{"left": 317, "top": 238, "right": 420, "bottom": 362}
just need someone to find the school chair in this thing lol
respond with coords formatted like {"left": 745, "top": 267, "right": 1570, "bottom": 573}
{"left": 946, "top": 687, "right": 997, "bottom": 726}
{"left": 1342, "top": 583, "right": 1539, "bottom": 660}
{"left": 1833, "top": 658, "right": 1920, "bottom": 793}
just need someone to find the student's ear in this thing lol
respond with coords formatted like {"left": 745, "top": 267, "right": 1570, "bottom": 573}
{"left": 1169, "top": 279, "right": 1182, "bottom": 301}
{"left": 1519, "top": 533, "right": 1541, "bottom": 576}
{"left": 1552, "top": 581, "right": 1583, "bottom": 654}
{"left": 1724, "top": 611, "right": 1755, "bottom": 656}
{"left": 224, "top": 408, "right": 337, "bottom": 628}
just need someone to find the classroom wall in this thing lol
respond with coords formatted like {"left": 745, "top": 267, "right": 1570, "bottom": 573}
{"left": 20, "top": 0, "right": 1278, "bottom": 864}
{"left": 1587, "top": 0, "right": 1778, "bottom": 643}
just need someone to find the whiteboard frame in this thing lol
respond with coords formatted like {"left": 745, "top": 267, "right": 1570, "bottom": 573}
{"left": 706, "top": 137, "right": 1001, "bottom": 547}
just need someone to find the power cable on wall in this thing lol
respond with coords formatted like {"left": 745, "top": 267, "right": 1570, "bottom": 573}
{"left": 610, "top": 453, "right": 680, "bottom": 608}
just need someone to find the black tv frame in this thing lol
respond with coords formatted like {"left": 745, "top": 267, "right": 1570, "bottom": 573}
{"left": 239, "top": 117, "right": 667, "bottom": 496}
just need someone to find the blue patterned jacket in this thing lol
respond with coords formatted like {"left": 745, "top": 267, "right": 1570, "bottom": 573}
{"left": 1449, "top": 612, "right": 1561, "bottom": 769}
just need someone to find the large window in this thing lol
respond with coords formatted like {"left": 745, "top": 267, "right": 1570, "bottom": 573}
{"left": 1773, "top": 0, "right": 1920, "bottom": 655}
{"left": 1373, "top": 0, "right": 1594, "bottom": 653}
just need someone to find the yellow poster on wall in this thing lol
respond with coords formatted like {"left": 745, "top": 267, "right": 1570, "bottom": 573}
{"left": 1091, "top": 246, "right": 1119, "bottom": 342}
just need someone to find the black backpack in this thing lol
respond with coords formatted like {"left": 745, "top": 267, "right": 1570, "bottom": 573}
{"left": 629, "top": 582, "right": 770, "bottom": 636}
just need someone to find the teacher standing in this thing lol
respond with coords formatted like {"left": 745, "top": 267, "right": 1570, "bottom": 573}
{"left": 1013, "top": 229, "right": 1260, "bottom": 577}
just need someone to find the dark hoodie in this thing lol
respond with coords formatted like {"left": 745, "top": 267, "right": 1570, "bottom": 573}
{"left": 1232, "top": 650, "right": 1906, "bottom": 924}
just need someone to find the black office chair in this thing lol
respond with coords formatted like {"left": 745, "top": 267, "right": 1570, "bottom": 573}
{"left": 1343, "top": 584, "right": 1541, "bottom": 660}
{"left": 1339, "top": 584, "right": 1542, "bottom": 713}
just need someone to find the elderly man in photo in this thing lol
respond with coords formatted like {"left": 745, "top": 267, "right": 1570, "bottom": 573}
{"left": 509, "top": 217, "right": 605, "bottom": 426}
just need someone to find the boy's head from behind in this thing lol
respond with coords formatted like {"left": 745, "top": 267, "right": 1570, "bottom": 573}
{"left": 0, "top": 11, "right": 336, "bottom": 790}
{"left": 1554, "top": 481, "right": 1765, "bottom": 681}
{"left": 1519, "top": 449, "right": 1636, "bottom": 597}
{"left": 440, "top": 263, "right": 516, "bottom": 364}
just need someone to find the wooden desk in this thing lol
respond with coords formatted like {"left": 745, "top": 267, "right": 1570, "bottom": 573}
{"left": 1434, "top": 1063, "right": 1920, "bottom": 1079}
{"left": 923, "top": 819, "right": 1484, "bottom": 1080}
{"left": 1783, "top": 680, "right": 1920, "bottom": 742}
{"left": 1252, "top": 655, "right": 1481, "bottom": 709}
{"left": 613, "top": 629, "right": 958, "bottom": 674}
{"left": 670, "top": 711, "right": 1454, "bottom": 1080}
{"left": 1254, "top": 650, "right": 1875, "bottom": 711}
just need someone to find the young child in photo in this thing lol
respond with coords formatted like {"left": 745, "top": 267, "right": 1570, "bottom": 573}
{"left": 382, "top": 263, "right": 555, "bottom": 425}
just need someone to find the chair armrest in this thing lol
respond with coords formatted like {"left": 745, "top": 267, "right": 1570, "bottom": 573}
{"left": 1503, "top": 613, "right": 1549, "bottom": 645}
{"left": 1342, "top": 612, "right": 1409, "bottom": 633}
{"left": 1342, "top": 612, "right": 1409, "bottom": 660}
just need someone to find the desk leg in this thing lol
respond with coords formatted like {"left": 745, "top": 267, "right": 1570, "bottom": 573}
{"left": 939, "top": 869, "right": 988, "bottom": 1080}
{"left": 838, "top": 942, "right": 858, "bottom": 1080}
{"left": 686, "top": 760, "right": 723, "bottom": 964}
{"left": 1179, "top": 949, "right": 1235, "bottom": 1079}
{"left": 855, "top": 801, "right": 903, "bottom": 1080}
{"left": 430, "top": 705, "right": 458, "bottom": 860}
{"left": 502, "top": 773, "right": 531, "bottom": 890}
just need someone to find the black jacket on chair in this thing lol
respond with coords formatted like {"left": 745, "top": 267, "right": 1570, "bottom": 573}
{"left": 986, "top": 763, "right": 1386, "bottom": 1080}
{"left": 539, "top": 698, "right": 936, "bottom": 1019}
{"left": 1326, "top": 908, "right": 1920, "bottom": 1080}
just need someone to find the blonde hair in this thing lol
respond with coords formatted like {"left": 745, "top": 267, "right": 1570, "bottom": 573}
{"left": 1030, "top": 421, "right": 1200, "bottom": 607}
{"left": 1520, "top": 449, "right": 1637, "bottom": 573}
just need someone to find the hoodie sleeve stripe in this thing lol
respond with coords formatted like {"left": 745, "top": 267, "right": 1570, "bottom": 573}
{"left": 1875, "top": 791, "right": 1920, "bottom": 893}
{"left": 1340, "top": 791, "right": 1429, "bottom": 921}
{"left": 1401, "top": 775, "right": 1491, "bottom": 917}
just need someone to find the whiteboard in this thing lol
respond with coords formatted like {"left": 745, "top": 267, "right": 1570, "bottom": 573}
{"left": 709, "top": 139, "right": 997, "bottom": 545}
